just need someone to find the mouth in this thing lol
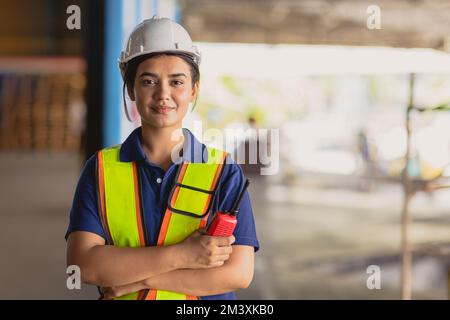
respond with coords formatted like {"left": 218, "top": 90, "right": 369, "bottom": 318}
{"left": 151, "top": 106, "right": 176, "bottom": 115}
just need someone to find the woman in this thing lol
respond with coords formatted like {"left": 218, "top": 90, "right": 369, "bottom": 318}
{"left": 65, "top": 16, "right": 259, "bottom": 300}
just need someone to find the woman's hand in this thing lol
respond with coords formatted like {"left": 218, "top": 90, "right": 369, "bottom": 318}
{"left": 99, "top": 287, "right": 119, "bottom": 300}
{"left": 176, "top": 228, "right": 235, "bottom": 269}
{"left": 99, "top": 229, "right": 236, "bottom": 298}
{"left": 100, "top": 281, "right": 148, "bottom": 300}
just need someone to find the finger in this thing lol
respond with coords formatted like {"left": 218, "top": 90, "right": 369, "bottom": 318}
{"left": 101, "top": 292, "right": 113, "bottom": 300}
{"left": 216, "top": 245, "right": 233, "bottom": 255}
{"left": 220, "top": 235, "right": 235, "bottom": 246}
{"left": 211, "top": 254, "right": 230, "bottom": 264}
{"left": 208, "top": 260, "right": 226, "bottom": 268}
{"left": 213, "top": 235, "right": 234, "bottom": 247}
{"left": 219, "top": 253, "right": 231, "bottom": 261}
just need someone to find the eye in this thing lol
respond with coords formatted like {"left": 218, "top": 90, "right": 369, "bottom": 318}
{"left": 142, "top": 79, "right": 156, "bottom": 85}
{"left": 172, "top": 80, "right": 184, "bottom": 86}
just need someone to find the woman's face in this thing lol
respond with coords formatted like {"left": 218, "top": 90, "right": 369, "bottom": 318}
{"left": 129, "top": 55, "right": 198, "bottom": 129}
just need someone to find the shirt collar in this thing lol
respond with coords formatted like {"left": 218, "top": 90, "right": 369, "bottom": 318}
{"left": 119, "top": 126, "right": 206, "bottom": 164}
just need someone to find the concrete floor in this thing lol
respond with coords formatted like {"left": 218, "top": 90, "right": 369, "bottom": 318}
{"left": 1, "top": 152, "right": 450, "bottom": 299}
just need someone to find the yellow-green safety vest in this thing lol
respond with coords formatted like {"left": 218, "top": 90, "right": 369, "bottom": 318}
{"left": 96, "top": 145, "right": 227, "bottom": 300}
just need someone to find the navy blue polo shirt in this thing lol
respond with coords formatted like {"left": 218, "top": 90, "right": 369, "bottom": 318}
{"left": 65, "top": 127, "right": 259, "bottom": 300}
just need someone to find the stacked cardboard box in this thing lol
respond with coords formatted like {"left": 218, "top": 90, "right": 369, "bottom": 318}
{"left": 0, "top": 72, "right": 86, "bottom": 152}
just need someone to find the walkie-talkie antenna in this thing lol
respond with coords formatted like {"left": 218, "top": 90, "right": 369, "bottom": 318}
{"left": 230, "top": 179, "right": 250, "bottom": 216}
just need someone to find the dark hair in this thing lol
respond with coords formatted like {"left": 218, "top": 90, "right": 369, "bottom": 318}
{"left": 122, "top": 52, "right": 200, "bottom": 121}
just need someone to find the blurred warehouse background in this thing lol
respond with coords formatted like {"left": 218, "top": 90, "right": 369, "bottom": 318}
{"left": 1, "top": 0, "right": 450, "bottom": 299}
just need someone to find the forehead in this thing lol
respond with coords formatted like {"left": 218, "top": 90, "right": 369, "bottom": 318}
{"left": 136, "top": 55, "right": 191, "bottom": 75}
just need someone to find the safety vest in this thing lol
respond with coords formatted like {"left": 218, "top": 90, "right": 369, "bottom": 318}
{"left": 95, "top": 144, "right": 227, "bottom": 300}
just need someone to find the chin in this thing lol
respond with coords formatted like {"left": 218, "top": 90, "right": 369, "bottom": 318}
{"left": 143, "top": 118, "right": 180, "bottom": 129}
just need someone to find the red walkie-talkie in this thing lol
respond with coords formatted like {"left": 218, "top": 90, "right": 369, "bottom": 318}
{"left": 207, "top": 179, "right": 250, "bottom": 237}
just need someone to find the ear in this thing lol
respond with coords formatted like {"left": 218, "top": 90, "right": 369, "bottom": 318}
{"left": 191, "top": 81, "right": 199, "bottom": 102}
{"left": 126, "top": 83, "right": 135, "bottom": 101}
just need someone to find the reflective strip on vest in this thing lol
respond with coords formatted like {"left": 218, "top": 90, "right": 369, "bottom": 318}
{"left": 96, "top": 145, "right": 227, "bottom": 300}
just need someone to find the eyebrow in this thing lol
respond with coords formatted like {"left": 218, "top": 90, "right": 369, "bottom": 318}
{"left": 138, "top": 72, "right": 187, "bottom": 78}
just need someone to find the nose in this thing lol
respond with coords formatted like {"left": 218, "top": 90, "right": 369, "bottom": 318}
{"left": 153, "top": 81, "right": 170, "bottom": 102}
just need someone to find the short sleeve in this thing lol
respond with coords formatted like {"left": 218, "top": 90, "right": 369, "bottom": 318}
{"left": 65, "top": 154, "right": 106, "bottom": 241}
{"left": 215, "top": 155, "right": 260, "bottom": 252}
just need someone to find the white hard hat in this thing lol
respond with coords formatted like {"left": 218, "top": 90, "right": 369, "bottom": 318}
{"left": 118, "top": 15, "right": 201, "bottom": 80}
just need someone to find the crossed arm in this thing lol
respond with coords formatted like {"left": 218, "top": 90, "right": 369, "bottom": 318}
{"left": 66, "top": 231, "right": 254, "bottom": 298}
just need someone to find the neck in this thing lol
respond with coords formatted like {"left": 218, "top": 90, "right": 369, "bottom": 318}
{"left": 140, "top": 123, "right": 184, "bottom": 170}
